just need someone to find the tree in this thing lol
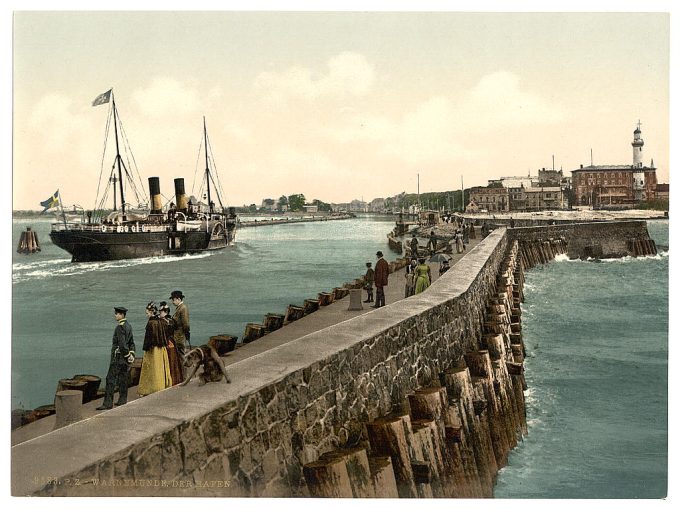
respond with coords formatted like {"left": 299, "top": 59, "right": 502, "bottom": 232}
{"left": 277, "top": 195, "right": 288, "bottom": 212}
{"left": 288, "top": 194, "right": 306, "bottom": 212}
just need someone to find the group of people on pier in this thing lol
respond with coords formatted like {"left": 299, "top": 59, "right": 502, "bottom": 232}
{"left": 96, "top": 290, "right": 190, "bottom": 411}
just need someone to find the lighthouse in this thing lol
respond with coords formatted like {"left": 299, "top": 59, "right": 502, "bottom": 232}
{"left": 632, "top": 120, "right": 644, "bottom": 168}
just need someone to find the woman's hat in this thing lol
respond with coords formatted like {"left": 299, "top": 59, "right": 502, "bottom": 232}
{"left": 170, "top": 290, "right": 184, "bottom": 300}
{"left": 159, "top": 301, "right": 170, "bottom": 313}
{"left": 146, "top": 301, "right": 158, "bottom": 314}
{"left": 376, "top": 251, "right": 383, "bottom": 257}
{"left": 366, "top": 262, "right": 372, "bottom": 267}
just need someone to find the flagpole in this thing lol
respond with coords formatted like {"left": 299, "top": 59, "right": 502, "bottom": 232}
{"left": 58, "top": 190, "right": 67, "bottom": 226}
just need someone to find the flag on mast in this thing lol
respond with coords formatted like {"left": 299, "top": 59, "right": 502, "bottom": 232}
{"left": 92, "top": 89, "right": 112, "bottom": 107}
{"left": 40, "top": 190, "right": 60, "bottom": 213}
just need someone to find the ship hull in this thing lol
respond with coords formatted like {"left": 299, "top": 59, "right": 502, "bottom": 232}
{"left": 50, "top": 228, "right": 235, "bottom": 262}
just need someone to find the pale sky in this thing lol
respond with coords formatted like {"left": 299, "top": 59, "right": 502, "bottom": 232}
{"left": 11, "top": 8, "right": 671, "bottom": 210}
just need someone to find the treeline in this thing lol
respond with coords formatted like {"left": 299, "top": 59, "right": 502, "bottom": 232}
{"left": 238, "top": 194, "right": 333, "bottom": 213}
{"left": 385, "top": 190, "right": 470, "bottom": 211}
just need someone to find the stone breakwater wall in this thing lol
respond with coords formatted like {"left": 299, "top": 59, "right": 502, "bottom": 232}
{"left": 12, "top": 221, "right": 653, "bottom": 497}
{"left": 507, "top": 220, "right": 657, "bottom": 260}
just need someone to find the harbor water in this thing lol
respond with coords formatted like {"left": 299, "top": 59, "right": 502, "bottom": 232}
{"left": 11, "top": 214, "right": 397, "bottom": 410}
{"left": 11, "top": 216, "right": 668, "bottom": 498}
{"left": 495, "top": 220, "right": 668, "bottom": 498}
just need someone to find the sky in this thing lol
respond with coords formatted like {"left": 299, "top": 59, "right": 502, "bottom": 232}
{"left": 9, "top": 8, "right": 672, "bottom": 211}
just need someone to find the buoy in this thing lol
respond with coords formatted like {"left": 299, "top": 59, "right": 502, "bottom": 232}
{"left": 16, "top": 227, "right": 41, "bottom": 254}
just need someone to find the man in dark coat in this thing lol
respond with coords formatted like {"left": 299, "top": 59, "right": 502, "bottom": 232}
{"left": 97, "top": 306, "right": 136, "bottom": 410}
{"left": 373, "top": 251, "right": 389, "bottom": 308}
{"left": 410, "top": 234, "right": 419, "bottom": 258}
{"left": 171, "top": 290, "right": 190, "bottom": 375}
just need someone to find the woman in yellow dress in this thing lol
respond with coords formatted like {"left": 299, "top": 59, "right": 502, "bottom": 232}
{"left": 138, "top": 302, "right": 173, "bottom": 396}
{"left": 414, "top": 258, "right": 431, "bottom": 294}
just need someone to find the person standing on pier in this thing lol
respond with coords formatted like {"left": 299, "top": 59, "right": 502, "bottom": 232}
{"left": 427, "top": 231, "right": 437, "bottom": 256}
{"left": 405, "top": 258, "right": 417, "bottom": 297}
{"left": 410, "top": 234, "right": 419, "bottom": 258}
{"left": 138, "top": 302, "right": 173, "bottom": 396}
{"left": 171, "top": 290, "right": 190, "bottom": 365}
{"left": 373, "top": 251, "right": 389, "bottom": 308}
{"left": 415, "top": 258, "right": 432, "bottom": 294}
{"left": 97, "top": 306, "right": 135, "bottom": 410}
{"left": 159, "top": 301, "right": 183, "bottom": 385}
{"left": 363, "top": 262, "right": 375, "bottom": 303}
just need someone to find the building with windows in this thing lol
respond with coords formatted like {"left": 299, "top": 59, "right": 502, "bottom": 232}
{"left": 468, "top": 186, "right": 509, "bottom": 212}
{"left": 572, "top": 123, "right": 658, "bottom": 206}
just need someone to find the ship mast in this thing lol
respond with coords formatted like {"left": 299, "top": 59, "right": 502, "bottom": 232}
{"left": 111, "top": 92, "right": 127, "bottom": 220}
{"left": 203, "top": 117, "right": 213, "bottom": 214}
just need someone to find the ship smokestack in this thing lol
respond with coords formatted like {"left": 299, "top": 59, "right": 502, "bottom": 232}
{"left": 174, "top": 178, "right": 188, "bottom": 212}
{"left": 148, "top": 177, "right": 163, "bottom": 213}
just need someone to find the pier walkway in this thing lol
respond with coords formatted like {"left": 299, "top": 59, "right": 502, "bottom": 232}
{"left": 11, "top": 229, "right": 483, "bottom": 446}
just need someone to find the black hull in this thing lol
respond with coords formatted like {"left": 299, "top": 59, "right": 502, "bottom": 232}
{"left": 50, "top": 228, "right": 235, "bottom": 262}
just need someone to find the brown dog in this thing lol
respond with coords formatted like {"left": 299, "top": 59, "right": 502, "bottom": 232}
{"left": 182, "top": 343, "right": 231, "bottom": 385}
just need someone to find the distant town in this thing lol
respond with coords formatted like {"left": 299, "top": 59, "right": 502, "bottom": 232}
{"left": 255, "top": 124, "right": 669, "bottom": 215}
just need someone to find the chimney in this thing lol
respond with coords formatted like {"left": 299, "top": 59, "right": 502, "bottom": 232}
{"left": 148, "top": 177, "right": 163, "bottom": 213}
{"left": 174, "top": 178, "right": 188, "bottom": 212}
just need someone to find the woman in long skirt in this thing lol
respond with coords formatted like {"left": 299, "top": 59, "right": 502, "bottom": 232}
{"left": 414, "top": 258, "right": 431, "bottom": 294}
{"left": 159, "top": 301, "right": 184, "bottom": 385}
{"left": 138, "top": 302, "right": 173, "bottom": 396}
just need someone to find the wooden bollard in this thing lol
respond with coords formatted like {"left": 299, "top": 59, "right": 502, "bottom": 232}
{"left": 485, "top": 335, "right": 506, "bottom": 361}
{"left": 368, "top": 456, "right": 399, "bottom": 498}
{"left": 348, "top": 289, "right": 363, "bottom": 311}
{"left": 72, "top": 374, "right": 101, "bottom": 403}
{"left": 54, "top": 390, "right": 83, "bottom": 429}
{"left": 304, "top": 298, "right": 320, "bottom": 314}
{"left": 510, "top": 344, "right": 524, "bottom": 364}
{"left": 411, "top": 419, "right": 445, "bottom": 497}
{"left": 410, "top": 460, "right": 432, "bottom": 485}
{"left": 243, "top": 323, "right": 266, "bottom": 343}
{"left": 366, "top": 415, "right": 418, "bottom": 498}
{"left": 208, "top": 334, "right": 238, "bottom": 355}
{"left": 318, "top": 292, "right": 335, "bottom": 306}
{"left": 263, "top": 313, "right": 285, "bottom": 333}
{"left": 303, "top": 455, "right": 354, "bottom": 497}
{"left": 55, "top": 378, "right": 87, "bottom": 402}
{"left": 30, "top": 404, "right": 56, "bottom": 421}
{"left": 464, "top": 351, "right": 493, "bottom": 379}
{"left": 333, "top": 287, "right": 349, "bottom": 300}
{"left": 285, "top": 304, "right": 305, "bottom": 322}
{"left": 318, "top": 448, "right": 376, "bottom": 497}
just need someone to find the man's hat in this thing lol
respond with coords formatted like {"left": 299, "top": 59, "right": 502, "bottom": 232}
{"left": 170, "top": 290, "right": 184, "bottom": 300}
{"left": 376, "top": 251, "right": 383, "bottom": 257}
{"left": 114, "top": 306, "right": 127, "bottom": 314}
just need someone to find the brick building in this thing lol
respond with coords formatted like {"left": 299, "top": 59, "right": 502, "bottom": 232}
{"left": 572, "top": 123, "right": 658, "bottom": 206}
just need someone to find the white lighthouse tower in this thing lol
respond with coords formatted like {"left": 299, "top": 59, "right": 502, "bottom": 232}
{"left": 632, "top": 121, "right": 646, "bottom": 200}
{"left": 632, "top": 120, "right": 644, "bottom": 168}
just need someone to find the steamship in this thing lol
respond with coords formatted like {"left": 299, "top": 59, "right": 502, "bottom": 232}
{"left": 49, "top": 90, "right": 237, "bottom": 262}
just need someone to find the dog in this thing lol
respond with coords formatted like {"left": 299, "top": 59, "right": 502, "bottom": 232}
{"left": 181, "top": 342, "right": 231, "bottom": 386}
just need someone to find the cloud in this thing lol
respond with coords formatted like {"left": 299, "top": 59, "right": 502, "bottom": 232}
{"left": 254, "top": 52, "right": 375, "bottom": 102}
{"left": 318, "top": 71, "right": 567, "bottom": 166}
{"left": 132, "top": 77, "right": 202, "bottom": 118}
{"left": 460, "top": 71, "right": 567, "bottom": 129}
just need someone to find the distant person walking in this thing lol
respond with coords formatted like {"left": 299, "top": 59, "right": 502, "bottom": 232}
{"left": 468, "top": 222, "right": 476, "bottom": 239}
{"left": 455, "top": 230, "right": 464, "bottom": 253}
{"left": 373, "top": 251, "right": 389, "bottom": 308}
{"left": 138, "top": 302, "right": 172, "bottom": 396}
{"left": 159, "top": 301, "right": 183, "bottom": 385}
{"left": 97, "top": 306, "right": 136, "bottom": 410}
{"left": 363, "top": 262, "right": 375, "bottom": 303}
{"left": 170, "top": 290, "right": 190, "bottom": 364}
{"left": 414, "top": 258, "right": 431, "bottom": 294}
{"left": 427, "top": 231, "right": 437, "bottom": 255}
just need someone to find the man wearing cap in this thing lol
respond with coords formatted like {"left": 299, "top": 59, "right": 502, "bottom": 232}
{"left": 171, "top": 290, "right": 190, "bottom": 364}
{"left": 373, "top": 251, "right": 389, "bottom": 308}
{"left": 97, "top": 307, "right": 135, "bottom": 410}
